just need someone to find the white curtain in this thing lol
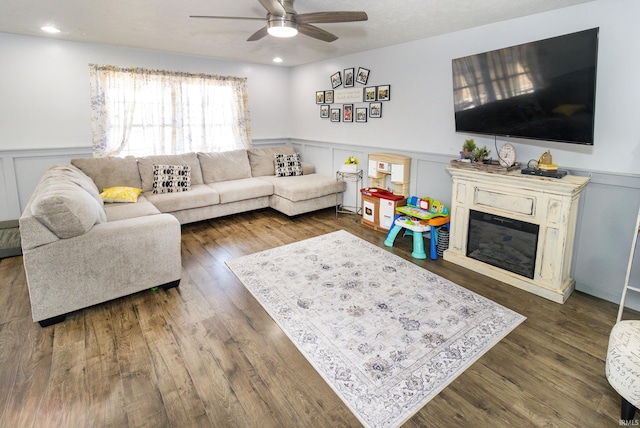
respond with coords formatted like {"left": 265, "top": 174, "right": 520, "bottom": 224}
{"left": 89, "top": 64, "right": 252, "bottom": 157}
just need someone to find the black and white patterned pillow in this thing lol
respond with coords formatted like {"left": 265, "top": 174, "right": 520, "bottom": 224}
{"left": 152, "top": 164, "right": 191, "bottom": 194}
{"left": 274, "top": 153, "right": 303, "bottom": 177}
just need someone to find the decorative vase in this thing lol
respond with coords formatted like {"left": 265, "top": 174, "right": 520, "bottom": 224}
{"left": 341, "top": 164, "right": 358, "bottom": 173}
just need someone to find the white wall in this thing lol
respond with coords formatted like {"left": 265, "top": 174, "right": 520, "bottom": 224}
{"left": 0, "top": 33, "right": 291, "bottom": 151}
{"left": 290, "top": 0, "right": 640, "bottom": 176}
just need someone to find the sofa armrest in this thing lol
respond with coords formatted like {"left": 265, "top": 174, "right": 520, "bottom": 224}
{"left": 301, "top": 162, "right": 315, "bottom": 175}
{"left": 23, "top": 213, "right": 182, "bottom": 322}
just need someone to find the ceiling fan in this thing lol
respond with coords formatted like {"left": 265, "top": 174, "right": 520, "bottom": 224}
{"left": 190, "top": 0, "right": 368, "bottom": 43}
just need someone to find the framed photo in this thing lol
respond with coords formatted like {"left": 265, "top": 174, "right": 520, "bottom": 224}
{"left": 316, "top": 91, "right": 324, "bottom": 104}
{"left": 320, "top": 105, "right": 329, "bottom": 118}
{"left": 376, "top": 85, "right": 390, "bottom": 101}
{"left": 343, "top": 104, "right": 353, "bottom": 122}
{"left": 356, "top": 107, "right": 368, "bottom": 123}
{"left": 330, "top": 108, "right": 341, "bottom": 122}
{"left": 324, "top": 90, "right": 334, "bottom": 104}
{"left": 343, "top": 68, "right": 354, "bottom": 87}
{"left": 356, "top": 67, "right": 370, "bottom": 85}
{"left": 364, "top": 86, "right": 376, "bottom": 102}
{"left": 369, "top": 102, "right": 382, "bottom": 118}
{"left": 330, "top": 71, "right": 342, "bottom": 89}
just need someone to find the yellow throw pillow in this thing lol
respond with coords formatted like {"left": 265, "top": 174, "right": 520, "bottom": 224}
{"left": 100, "top": 186, "right": 143, "bottom": 203}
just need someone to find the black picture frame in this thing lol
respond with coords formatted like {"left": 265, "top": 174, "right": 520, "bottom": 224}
{"left": 369, "top": 102, "right": 382, "bottom": 118}
{"left": 316, "top": 91, "right": 324, "bottom": 104}
{"left": 356, "top": 107, "right": 368, "bottom": 123}
{"left": 330, "top": 71, "right": 342, "bottom": 89}
{"left": 356, "top": 67, "right": 370, "bottom": 85}
{"left": 324, "top": 90, "right": 334, "bottom": 104}
{"left": 376, "top": 85, "right": 390, "bottom": 101}
{"left": 364, "top": 86, "right": 376, "bottom": 102}
{"left": 344, "top": 68, "right": 354, "bottom": 87}
{"left": 343, "top": 104, "right": 353, "bottom": 122}
{"left": 320, "top": 105, "right": 329, "bottom": 118}
{"left": 330, "top": 108, "right": 341, "bottom": 122}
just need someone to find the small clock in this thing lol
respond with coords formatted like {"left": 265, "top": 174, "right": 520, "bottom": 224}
{"left": 498, "top": 143, "right": 517, "bottom": 167}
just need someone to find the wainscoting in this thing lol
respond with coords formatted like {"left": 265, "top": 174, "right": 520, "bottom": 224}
{"left": 2, "top": 139, "right": 640, "bottom": 310}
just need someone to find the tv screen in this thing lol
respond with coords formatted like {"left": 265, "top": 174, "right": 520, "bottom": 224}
{"left": 452, "top": 28, "right": 599, "bottom": 145}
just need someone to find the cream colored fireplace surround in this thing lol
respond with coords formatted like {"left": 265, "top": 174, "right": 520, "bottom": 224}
{"left": 443, "top": 166, "right": 589, "bottom": 303}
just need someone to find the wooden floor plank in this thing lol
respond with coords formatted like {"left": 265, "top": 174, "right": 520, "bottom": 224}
{"left": 0, "top": 208, "right": 628, "bottom": 427}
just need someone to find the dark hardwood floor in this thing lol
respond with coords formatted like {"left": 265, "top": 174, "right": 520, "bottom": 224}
{"left": 0, "top": 208, "right": 628, "bottom": 427}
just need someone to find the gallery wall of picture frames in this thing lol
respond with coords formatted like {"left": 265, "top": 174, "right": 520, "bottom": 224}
{"left": 315, "top": 66, "right": 390, "bottom": 123}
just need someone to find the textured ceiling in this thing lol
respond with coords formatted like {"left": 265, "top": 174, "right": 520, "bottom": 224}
{"left": 1, "top": 0, "right": 596, "bottom": 66}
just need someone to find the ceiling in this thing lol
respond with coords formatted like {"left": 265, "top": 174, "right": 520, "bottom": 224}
{"left": 2, "top": 0, "right": 596, "bottom": 67}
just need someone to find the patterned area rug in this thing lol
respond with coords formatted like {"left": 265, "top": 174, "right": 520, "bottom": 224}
{"left": 226, "top": 230, "right": 525, "bottom": 427}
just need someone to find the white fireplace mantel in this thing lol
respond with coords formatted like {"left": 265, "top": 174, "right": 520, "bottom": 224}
{"left": 443, "top": 165, "right": 589, "bottom": 303}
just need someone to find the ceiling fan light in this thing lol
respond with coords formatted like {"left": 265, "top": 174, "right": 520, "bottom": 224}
{"left": 267, "top": 16, "right": 298, "bottom": 38}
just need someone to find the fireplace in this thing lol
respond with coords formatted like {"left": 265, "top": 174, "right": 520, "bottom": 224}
{"left": 444, "top": 165, "right": 589, "bottom": 303}
{"left": 467, "top": 210, "right": 539, "bottom": 279}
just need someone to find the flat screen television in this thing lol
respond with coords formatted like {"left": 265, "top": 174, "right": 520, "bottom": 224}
{"left": 452, "top": 28, "right": 599, "bottom": 145}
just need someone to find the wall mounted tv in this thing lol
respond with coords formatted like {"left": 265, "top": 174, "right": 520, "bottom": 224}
{"left": 452, "top": 28, "right": 599, "bottom": 145}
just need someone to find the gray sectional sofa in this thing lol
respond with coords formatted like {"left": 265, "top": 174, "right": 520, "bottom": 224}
{"left": 20, "top": 146, "right": 345, "bottom": 326}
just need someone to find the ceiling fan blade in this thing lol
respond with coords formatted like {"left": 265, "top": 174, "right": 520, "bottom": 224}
{"left": 296, "top": 11, "right": 368, "bottom": 25}
{"left": 298, "top": 24, "right": 338, "bottom": 43}
{"left": 247, "top": 26, "right": 269, "bottom": 42}
{"left": 190, "top": 15, "right": 264, "bottom": 21}
{"left": 258, "top": 0, "right": 286, "bottom": 17}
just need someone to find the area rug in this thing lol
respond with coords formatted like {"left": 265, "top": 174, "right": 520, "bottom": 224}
{"left": 226, "top": 230, "right": 525, "bottom": 427}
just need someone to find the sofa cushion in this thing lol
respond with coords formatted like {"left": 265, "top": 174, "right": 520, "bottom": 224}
{"left": 138, "top": 152, "right": 203, "bottom": 192}
{"left": 100, "top": 186, "right": 143, "bottom": 203}
{"left": 207, "top": 178, "right": 274, "bottom": 204}
{"left": 31, "top": 180, "right": 106, "bottom": 239}
{"left": 259, "top": 174, "right": 345, "bottom": 202}
{"left": 275, "top": 153, "right": 303, "bottom": 177}
{"left": 103, "top": 197, "right": 161, "bottom": 222}
{"left": 143, "top": 184, "right": 219, "bottom": 212}
{"left": 198, "top": 150, "right": 252, "bottom": 183}
{"left": 152, "top": 164, "right": 191, "bottom": 194}
{"left": 247, "top": 146, "right": 296, "bottom": 177}
{"left": 71, "top": 156, "right": 142, "bottom": 191}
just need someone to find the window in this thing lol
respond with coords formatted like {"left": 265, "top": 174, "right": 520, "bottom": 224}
{"left": 89, "top": 64, "right": 251, "bottom": 157}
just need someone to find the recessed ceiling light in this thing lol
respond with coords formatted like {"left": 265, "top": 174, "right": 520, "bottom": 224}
{"left": 273, "top": 57, "right": 284, "bottom": 63}
{"left": 41, "top": 26, "right": 61, "bottom": 34}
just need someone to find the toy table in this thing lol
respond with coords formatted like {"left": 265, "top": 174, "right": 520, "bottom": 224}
{"left": 383, "top": 205, "right": 450, "bottom": 260}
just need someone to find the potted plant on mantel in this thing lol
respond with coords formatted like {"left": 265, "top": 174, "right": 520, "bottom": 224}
{"left": 460, "top": 139, "right": 476, "bottom": 162}
{"left": 460, "top": 139, "right": 491, "bottom": 163}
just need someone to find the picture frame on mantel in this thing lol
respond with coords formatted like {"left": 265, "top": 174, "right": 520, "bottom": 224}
{"left": 377, "top": 85, "right": 391, "bottom": 101}
{"left": 331, "top": 71, "right": 342, "bottom": 89}
{"left": 369, "top": 102, "right": 382, "bottom": 118}
{"left": 330, "top": 108, "right": 341, "bottom": 122}
{"left": 316, "top": 91, "right": 324, "bottom": 104}
{"left": 344, "top": 68, "right": 354, "bottom": 87}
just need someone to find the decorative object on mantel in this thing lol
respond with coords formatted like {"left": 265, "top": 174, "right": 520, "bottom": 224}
{"left": 449, "top": 159, "right": 520, "bottom": 173}
{"left": 459, "top": 139, "right": 491, "bottom": 163}
{"left": 460, "top": 138, "right": 476, "bottom": 162}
